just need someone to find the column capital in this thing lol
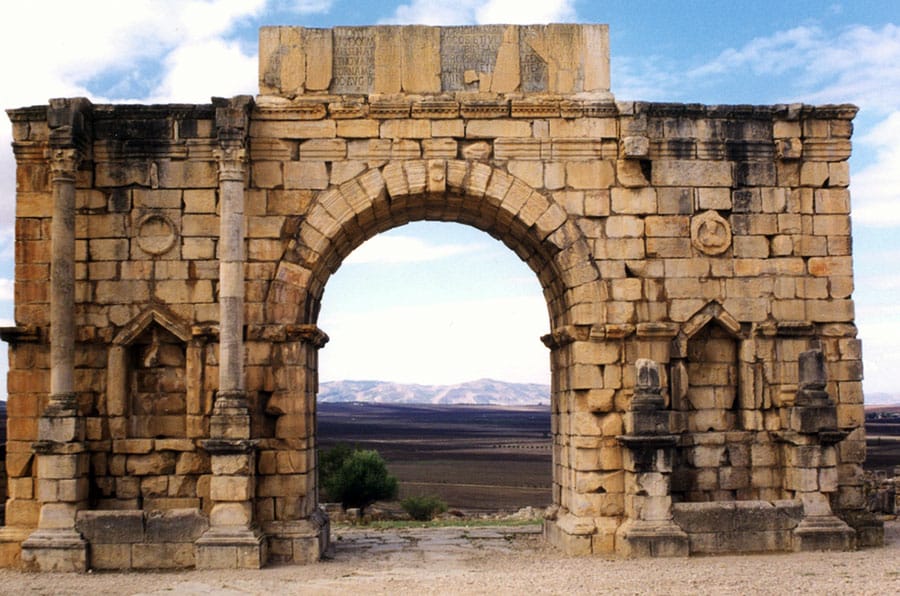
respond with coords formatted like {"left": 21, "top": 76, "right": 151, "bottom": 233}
{"left": 48, "top": 147, "right": 82, "bottom": 183}
{"left": 214, "top": 144, "right": 246, "bottom": 182}
{"left": 214, "top": 95, "right": 252, "bottom": 182}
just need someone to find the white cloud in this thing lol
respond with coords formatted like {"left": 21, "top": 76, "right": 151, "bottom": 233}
{"left": 689, "top": 26, "right": 821, "bottom": 79}
{"left": 0, "top": 279, "right": 12, "bottom": 301}
{"left": 319, "top": 295, "right": 550, "bottom": 385}
{"left": 475, "top": 0, "right": 576, "bottom": 24}
{"left": 1, "top": 1, "right": 267, "bottom": 106}
{"left": 683, "top": 23, "right": 900, "bottom": 232}
{"left": 689, "top": 24, "right": 900, "bottom": 113}
{"left": 612, "top": 55, "right": 683, "bottom": 101}
{"left": 147, "top": 39, "right": 259, "bottom": 103}
{"left": 0, "top": 0, "right": 276, "bottom": 246}
{"left": 851, "top": 111, "right": 900, "bottom": 226}
{"left": 344, "top": 235, "right": 485, "bottom": 265}
{"left": 855, "top": 304, "right": 900, "bottom": 394}
{"left": 385, "top": 0, "right": 576, "bottom": 25}
{"left": 274, "top": 0, "right": 334, "bottom": 14}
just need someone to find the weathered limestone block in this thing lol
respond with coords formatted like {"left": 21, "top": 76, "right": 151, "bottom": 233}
{"left": 132, "top": 543, "right": 196, "bottom": 569}
{"left": 145, "top": 509, "right": 209, "bottom": 543}
{"left": 260, "top": 24, "right": 610, "bottom": 96}
{"left": 2, "top": 25, "right": 875, "bottom": 568}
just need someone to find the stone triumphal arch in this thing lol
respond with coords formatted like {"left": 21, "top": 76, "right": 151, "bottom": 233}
{"left": 1, "top": 24, "right": 882, "bottom": 570}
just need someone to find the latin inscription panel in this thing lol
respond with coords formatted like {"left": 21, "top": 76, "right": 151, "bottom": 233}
{"left": 331, "top": 27, "right": 375, "bottom": 94}
{"left": 519, "top": 36, "right": 548, "bottom": 93}
{"left": 440, "top": 26, "right": 505, "bottom": 91}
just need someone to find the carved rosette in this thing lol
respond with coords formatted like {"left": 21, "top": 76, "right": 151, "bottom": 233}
{"left": 136, "top": 214, "right": 178, "bottom": 256}
{"left": 690, "top": 210, "right": 732, "bottom": 256}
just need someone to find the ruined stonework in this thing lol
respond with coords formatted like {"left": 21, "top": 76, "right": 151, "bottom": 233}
{"left": 1, "top": 24, "right": 882, "bottom": 570}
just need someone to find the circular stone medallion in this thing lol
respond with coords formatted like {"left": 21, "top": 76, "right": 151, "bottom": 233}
{"left": 136, "top": 214, "right": 177, "bottom": 255}
{"left": 690, "top": 210, "right": 732, "bottom": 256}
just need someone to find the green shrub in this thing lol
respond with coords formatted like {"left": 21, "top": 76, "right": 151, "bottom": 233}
{"left": 322, "top": 448, "right": 398, "bottom": 513}
{"left": 401, "top": 495, "right": 448, "bottom": 521}
{"left": 318, "top": 443, "right": 354, "bottom": 501}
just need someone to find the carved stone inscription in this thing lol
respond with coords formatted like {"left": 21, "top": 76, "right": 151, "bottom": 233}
{"left": 440, "top": 26, "right": 504, "bottom": 91}
{"left": 331, "top": 27, "right": 375, "bottom": 94}
{"left": 519, "top": 37, "right": 548, "bottom": 93}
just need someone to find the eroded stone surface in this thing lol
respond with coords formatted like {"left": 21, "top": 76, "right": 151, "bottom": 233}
{"left": 259, "top": 24, "right": 610, "bottom": 96}
{"left": 1, "top": 23, "right": 876, "bottom": 571}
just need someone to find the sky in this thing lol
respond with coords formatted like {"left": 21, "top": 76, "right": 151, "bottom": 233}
{"left": 0, "top": 1, "right": 899, "bottom": 397}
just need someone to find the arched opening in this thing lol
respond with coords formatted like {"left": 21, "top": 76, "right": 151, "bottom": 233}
{"left": 315, "top": 221, "right": 553, "bottom": 518}
{"left": 261, "top": 161, "right": 603, "bottom": 555}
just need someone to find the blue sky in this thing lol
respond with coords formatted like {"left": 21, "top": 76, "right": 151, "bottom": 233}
{"left": 1, "top": 1, "right": 899, "bottom": 396}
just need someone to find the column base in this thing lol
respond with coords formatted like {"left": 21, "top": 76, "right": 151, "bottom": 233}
{"left": 194, "top": 527, "right": 267, "bottom": 569}
{"left": 264, "top": 508, "right": 331, "bottom": 564}
{"left": 0, "top": 527, "right": 32, "bottom": 568}
{"left": 20, "top": 529, "right": 87, "bottom": 572}
{"left": 793, "top": 515, "right": 856, "bottom": 551}
{"left": 615, "top": 519, "right": 689, "bottom": 557}
{"left": 838, "top": 509, "right": 884, "bottom": 548}
{"left": 543, "top": 511, "right": 596, "bottom": 555}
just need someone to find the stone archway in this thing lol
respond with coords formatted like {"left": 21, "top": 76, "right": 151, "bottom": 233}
{"left": 262, "top": 161, "right": 604, "bottom": 555}
{"left": 2, "top": 23, "right": 879, "bottom": 571}
{"left": 268, "top": 160, "right": 599, "bottom": 328}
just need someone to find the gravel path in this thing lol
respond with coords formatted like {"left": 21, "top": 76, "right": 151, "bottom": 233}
{"left": 2, "top": 521, "right": 898, "bottom": 595}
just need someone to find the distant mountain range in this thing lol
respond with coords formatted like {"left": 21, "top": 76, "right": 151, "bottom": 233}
{"left": 865, "top": 393, "right": 900, "bottom": 407}
{"left": 318, "top": 381, "right": 899, "bottom": 408}
{"left": 318, "top": 379, "right": 550, "bottom": 406}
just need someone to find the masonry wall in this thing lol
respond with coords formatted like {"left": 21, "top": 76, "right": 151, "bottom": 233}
{"left": 13, "top": 13, "right": 891, "bottom": 564}
{"left": 4, "top": 93, "right": 869, "bottom": 562}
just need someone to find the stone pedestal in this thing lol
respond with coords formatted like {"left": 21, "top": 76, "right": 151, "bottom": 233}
{"left": 21, "top": 401, "right": 89, "bottom": 571}
{"left": 20, "top": 529, "right": 87, "bottom": 572}
{"left": 265, "top": 509, "right": 330, "bottom": 564}
{"left": 783, "top": 349, "right": 856, "bottom": 551}
{"left": 616, "top": 435, "right": 688, "bottom": 557}
{"left": 195, "top": 436, "right": 266, "bottom": 569}
{"left": 616, "top": 360, "right": 688, "bottom": 557}
{"left": 543, "top": 509, "right": 598, "bottom": 556}
{"left": 194, "top": 527, "right": 267, "bottom": 569}
{"left": 793, "top": 514, "right": 855, "bottom": 552}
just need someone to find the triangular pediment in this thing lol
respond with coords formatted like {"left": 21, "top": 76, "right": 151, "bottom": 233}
{"left": 112, "top": 305, "right": 192, "bottom": 346}
{"left": 672, "top": 301, "right": 743, "bottom": 358}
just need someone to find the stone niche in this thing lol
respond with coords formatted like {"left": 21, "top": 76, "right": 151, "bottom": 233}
{"left": 0, "top": 22, "right": 882, "bottom": 570}
{"left": 107, "top": 308, "right": 195, "bottom": 441}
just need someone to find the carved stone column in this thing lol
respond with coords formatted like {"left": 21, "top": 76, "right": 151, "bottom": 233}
{"left": 21, "top": 98, "right": 91, "bottom": 571}
{"left": 616, "top": 359, "right": 688, "bottom": 557}
{"left": 195, "top": 96, "right": 266, "bottom": 569}
{"left": 212, "top": 97, "right": 251, "bottom": 434}
{"left": 782, "top": 348, "right": 855, "bottom": 551}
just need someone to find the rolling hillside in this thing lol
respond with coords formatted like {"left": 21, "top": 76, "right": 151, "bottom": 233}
{"left": 318, "top": 378, "right": 550, "bottom": 405}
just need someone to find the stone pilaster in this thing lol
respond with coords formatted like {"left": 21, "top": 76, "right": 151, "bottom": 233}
{"left": 21, "top": 98, "right": 91, "bottom": 572}
{"left": 263, "top": 324, "right": 330, "bottom": 564}
{"left": 195, "top": 96, "right": 266, "bottom": 569}
{"left": 616, "top": 359, "right": 688, "bottom": 557}
{"left": 782, "top": 349, "right": 855, "bottom": 551}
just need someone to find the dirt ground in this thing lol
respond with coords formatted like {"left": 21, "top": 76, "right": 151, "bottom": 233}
{"left": 2, "top": 520, "right": 898, "bottom": 595}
